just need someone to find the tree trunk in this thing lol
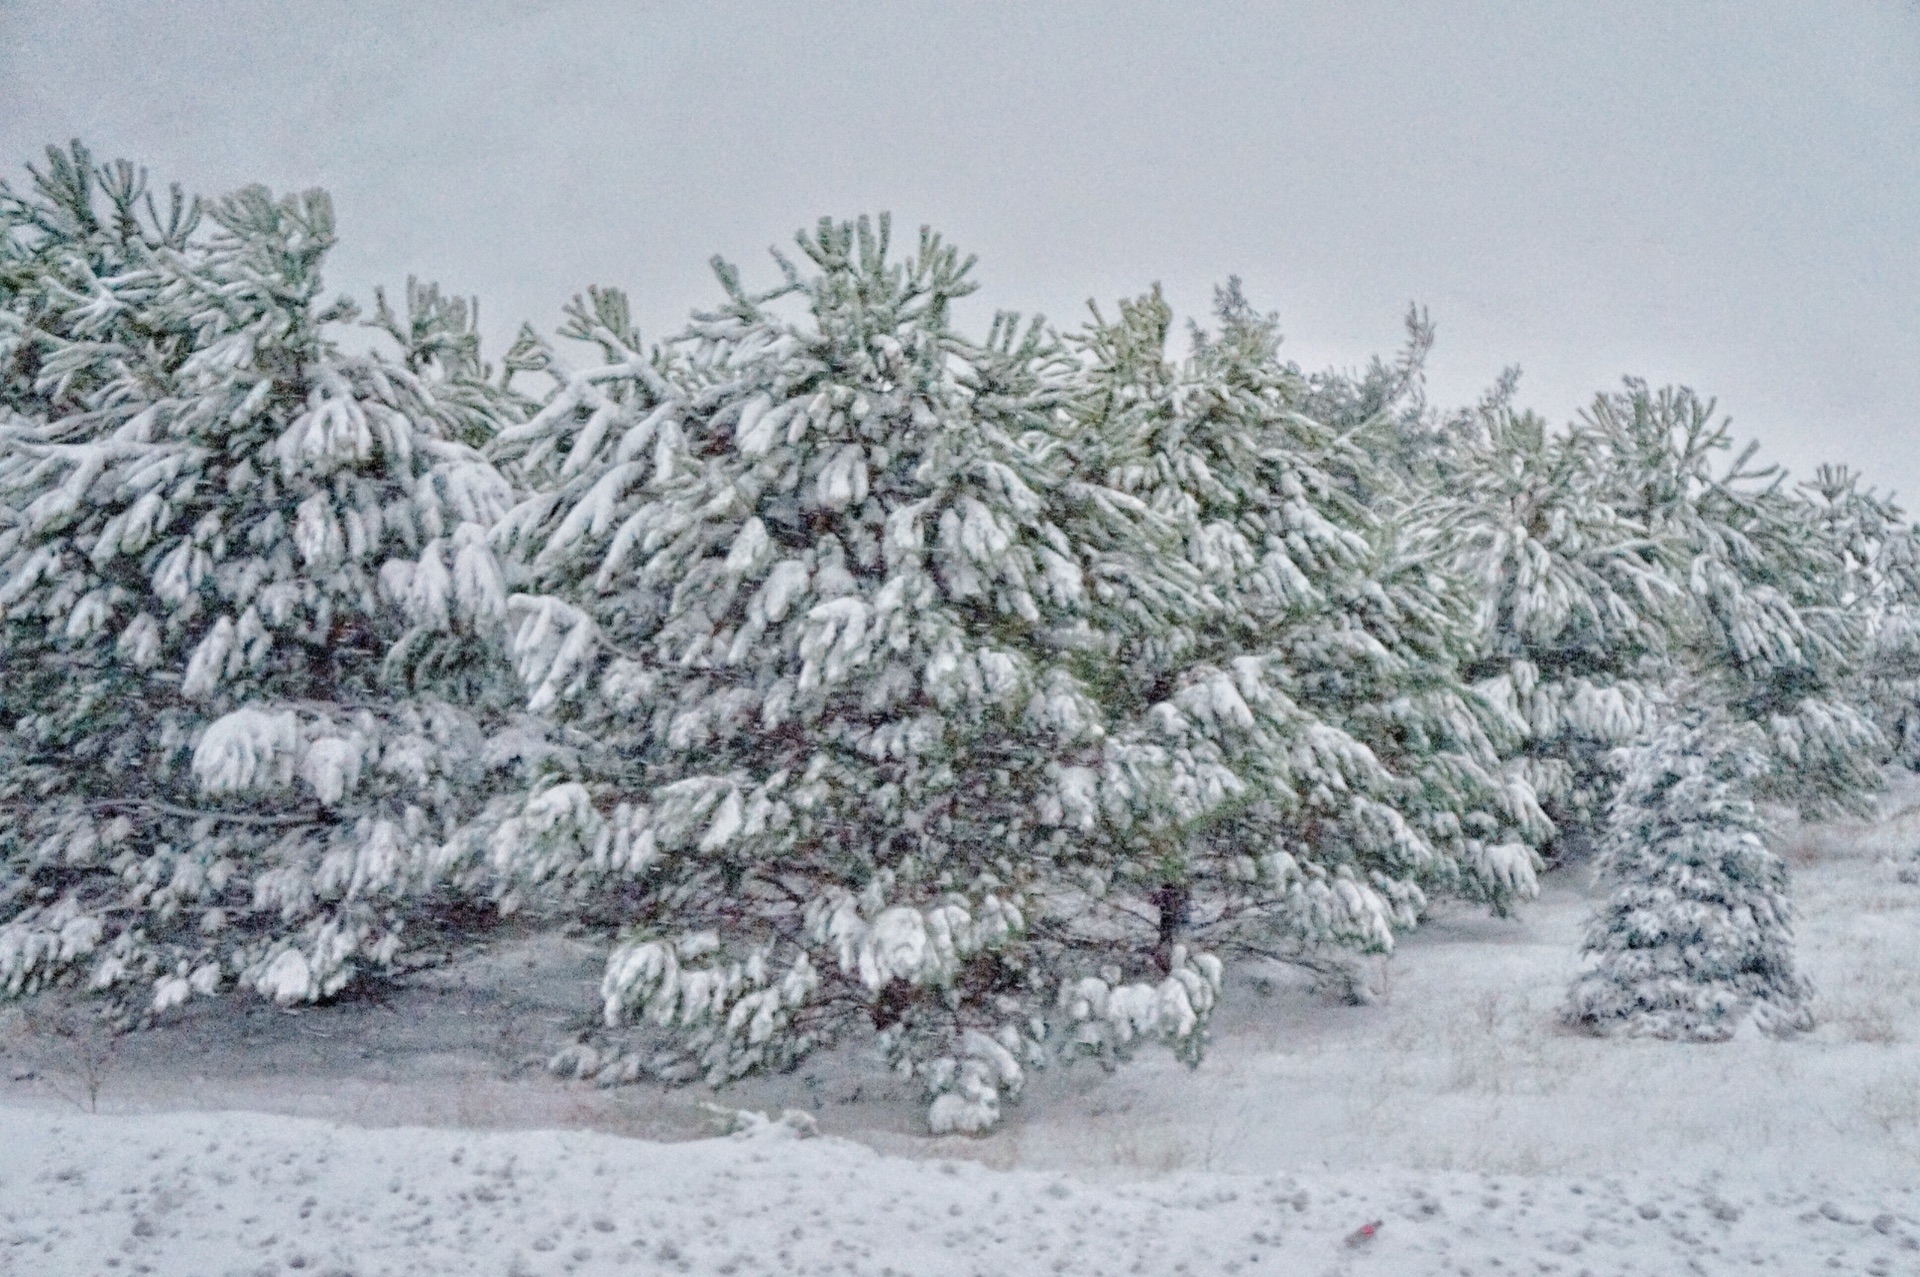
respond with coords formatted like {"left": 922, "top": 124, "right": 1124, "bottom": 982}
{"left": 1153, "top": 880, "right": 1190, "bottom": 973}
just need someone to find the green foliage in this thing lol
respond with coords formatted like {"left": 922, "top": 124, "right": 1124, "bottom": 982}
{"left": 1, "top": 140, "right": 1895, "bottom": 1131}
{"left": 0, "top": 144, "right": 529, "bottom": 1017}
{"left": 487, "top": 217, "right": 1234, "bottom": 1132}
{"left": 1565, "top": 704, "right": 1813, "bottom": 1040}
{"left": 1441, "top": 378, "right": 1883, "bottom": 861}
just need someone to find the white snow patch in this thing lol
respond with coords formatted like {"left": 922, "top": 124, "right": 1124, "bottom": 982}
{"left": 1, "top": 1106, "right": 1915, "bottom": 1276}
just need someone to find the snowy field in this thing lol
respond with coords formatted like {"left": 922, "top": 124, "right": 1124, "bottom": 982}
{"left": 5, "top": 785, "right": 1920, "bottom": 1276}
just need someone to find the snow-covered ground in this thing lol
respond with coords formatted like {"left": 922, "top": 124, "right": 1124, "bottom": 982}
{"left": 7, "top": 1104, "right": 1919, "bottom": 1277}
{"left": 6, "top": 786, "right": 1920, "bottom": 1276}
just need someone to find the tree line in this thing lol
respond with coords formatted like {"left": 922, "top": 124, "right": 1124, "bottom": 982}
{"left": 2, "top": 144, "right": 1909, "bottom": 1130}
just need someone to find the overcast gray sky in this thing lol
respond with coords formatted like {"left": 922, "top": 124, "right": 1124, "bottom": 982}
{"left": 4, "top": 1, "right": 1916, "bottom": 500}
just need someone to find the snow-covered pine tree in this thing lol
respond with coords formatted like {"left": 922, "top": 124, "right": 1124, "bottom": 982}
{"left": 1443, "top": 379, "right": 1885, "bottom": 863}
{"left": 1584, "top": 382, "right": 1882, "bottom": 818}
{"left": 1056, "top": 283, "right": 1546, "bottom": 1003}
{"left": 1563, "top": 703, "right": 1813, "bottom": 1039}
{"left": 1798, "top": 464, "right": 1920, "bottom": 771}
{"left": 1286, "top": 302, "right": 1466, "bottom": 492}
{"left": 1864, "top": 542, "right": 1920, "bottom": 781}
{"left": 488, "top": 216, "right": 1225, "bottom": 1132}
{"left": 0, "top": 144, "right": 527, "bottom": 1017}
{"left": 1433, "top": 397, "right": 1677, "bottom": 861}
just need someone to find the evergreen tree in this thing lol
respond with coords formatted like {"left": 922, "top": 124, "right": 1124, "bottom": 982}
{"left": 1446, "top": 381, "right": 1883, "bottom": 863}
{"left": 1564, "top": 704, "right": 1813, "bottom": 1040}
{"left": 1442, "top": 403, "right": 1676, "bottom": 858}
{"left": 1058, "top": 284, "right": 1546, "bottom": 1003}
{"left": 1584, "top": 383, "right": 1882, "bottom": 817}
{"left": 488, "top": 217, "right": 1226, "bottom": 1132}
{"left": 0, "top": 145, "right": 526, "bottom": 1017}
{"left": 1798, "top": 464, "right": 1920, "bottom": 771}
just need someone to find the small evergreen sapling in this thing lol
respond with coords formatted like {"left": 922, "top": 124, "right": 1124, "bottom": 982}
{"left": 1563, "top": 706, "right": 1813, "bottom": 1040}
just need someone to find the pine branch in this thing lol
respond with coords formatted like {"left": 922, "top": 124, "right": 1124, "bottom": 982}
{"left": 83, "top": 796, "right": 323, "bottom": 827}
